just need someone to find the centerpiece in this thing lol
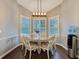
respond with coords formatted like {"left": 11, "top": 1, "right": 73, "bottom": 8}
{"left": 34, "top": 29, "right": 40, "bottom": 39}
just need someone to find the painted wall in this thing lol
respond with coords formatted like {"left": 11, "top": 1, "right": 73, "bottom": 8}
{"left": 0, "top": 0, "right": 18, "bottom": 38}
{"left": 47, "top": 4, "right": 61, "bottom": 17}
{"left": 0, "top": 0, "right": 19, "bottom": 56}
{"left": 60, "top": 0, "right": 79, "bottom": 49}
{"left": 73, "top": 0, "right": 79, "bottom": 26}
{"left": 0, "top": 0, "right": 32, "bottom": 56}
{"left": 47, "top": 0, "right": 77, "bottom": 49}
{"left": 60, "top": 0, "right": 75, "bottom": 49}
{"left": 18, "top": 4, "right": 32, "bottom": 16}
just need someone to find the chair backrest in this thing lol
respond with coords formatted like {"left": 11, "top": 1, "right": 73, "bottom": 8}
{"left": 48, "top": 35, "right": 56, "bottom": 46}
{"left": 40, "top": 35, "right": 56, "bottom": 49}
{"left": 31, "top": 33, "right": 38, "bottom": 39}
{"left": 22, "top": 36, "right": 30, "bottom": 47}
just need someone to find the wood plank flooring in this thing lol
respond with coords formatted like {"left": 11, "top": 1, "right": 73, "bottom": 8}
{"left": 2, "top": 45, "right": 70, "bottom": 59}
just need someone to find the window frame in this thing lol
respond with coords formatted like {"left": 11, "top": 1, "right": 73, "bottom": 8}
{"left": 48, "top": 16, "right": 60, "bottom": 36}
{"left": 19, "top": 15, "right": 60, "bottom": 37}
{"left": 20, "top": 15, "right": 31, "bottom": 37}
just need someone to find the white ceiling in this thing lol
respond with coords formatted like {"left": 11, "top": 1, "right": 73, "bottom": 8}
{"left": 17, "top": 0, "right": 63, "bottom": 13}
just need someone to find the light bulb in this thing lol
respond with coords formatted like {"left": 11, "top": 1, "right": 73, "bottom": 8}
{"left": 36, "top": 12, "right": 38, "bottom": 15}
{"left": 44, "top": 13, "right": 46, "bottom": 15}
{"left": 38, "top": 12, "right": 40, "bottom": 15}
{"left": 41, "top": 13, "right": 43, "bottom": 15}
{"left": 33, "top": 12, "right": 35, "bottom": 15}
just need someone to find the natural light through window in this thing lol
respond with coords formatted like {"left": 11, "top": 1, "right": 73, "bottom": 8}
{"left": 20, "top": 16, "right": 59, "bottom": 37}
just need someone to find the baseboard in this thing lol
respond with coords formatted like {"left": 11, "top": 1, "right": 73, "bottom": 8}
{"left": 0, "top": 43, "right": 22, "bottom": 59}
{"left": 56, "top": 43, "right": 68, "bottom": 50}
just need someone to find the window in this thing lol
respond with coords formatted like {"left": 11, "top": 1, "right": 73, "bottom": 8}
{"left": 21, "top": 16, "right": 30, "bottom": 36}
{"left": 20, "top": 16, "right": 59, "bottom": 37}
{"left": 33, "top": 17, "right": 40, "bottom": 32}
{"left": 33, "top": 17, "right": 46, "bottom": 38}
{"left": 40, "top": 18, "right": 46, "bottom": 33}
{"left": 40, "top": 17, "right": 46, "bottom": 37}
{"left": 49, "top": 16, "right": 59, "bottom": 36}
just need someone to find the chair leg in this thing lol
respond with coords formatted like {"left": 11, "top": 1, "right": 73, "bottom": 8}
{"left": 51, "top": 47, "right": 53, "bottom": 55}
{"left": 47, "top": 50, "right": 49, "bottom": 59}
{"left": 29, "top": 50, "right": 32, "bottom": 59}
{"left": 24, "top": 48, "right": 27, "bottom": 56}
{"left": 54, "top": 44, "right": 56, "bottom": 52}
{"left": 52, "top": 44, "right": 56, "bottom": 55}
{"left": 22, "top": 45, "right": 24, "bottom": 50}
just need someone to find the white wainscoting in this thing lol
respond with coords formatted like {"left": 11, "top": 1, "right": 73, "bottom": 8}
{"left": 0, "top": 43, "right": 22, "bottom": 59}
{"left": 56, "top": 35, "right": 68, "bottom": 50}
{"left": 0, "top": 35, "right": 20, "bottom": 56}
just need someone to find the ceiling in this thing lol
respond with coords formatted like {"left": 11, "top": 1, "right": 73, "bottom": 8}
{"left": 17, "top": 0, "right": 63, "bottom": 13}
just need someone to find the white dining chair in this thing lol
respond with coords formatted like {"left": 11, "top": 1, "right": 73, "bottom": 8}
{"left": 20, "top": 36, "right": 25, "bottom": 50}
{"left": 23, "top": 36, "right": 38, "bottom": 59}
{"left": 40, "top": 35, "right": 56, "bottom": 59}
{"left": 50, "top": 35, "right": 57, "bottom": 55}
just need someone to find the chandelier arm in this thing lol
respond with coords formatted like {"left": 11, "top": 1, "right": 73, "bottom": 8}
{"left": 32, "top": 0, "right": 46, "bottom": 16}
{"left": 40, "top": 0, "right": 41, "bottom": 13}
{"left": 37, "top": 0, "right": 39, "bottom": 13}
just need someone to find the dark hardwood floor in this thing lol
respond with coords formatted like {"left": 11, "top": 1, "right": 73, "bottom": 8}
{"left": 2, "top": 45, "right": 70, "bottom": 59}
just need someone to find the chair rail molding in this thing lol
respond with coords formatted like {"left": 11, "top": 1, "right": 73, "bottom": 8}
{"left": 0, "top": 35, "right": 19, "bottom": 41}
{"left": 0, "top": 34, "right": 20, "bottom": 57}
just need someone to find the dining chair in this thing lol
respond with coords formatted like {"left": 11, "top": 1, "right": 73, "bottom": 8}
{"left": 20, "top": 36, "right": 25, "bottom": 50}
{"left": 40, "top": 35, "right": 56, "bottom": 59}
{"left": 23, "top": 36, "right": 38, "bottom": 59}
{"left": 50, "top": 35, "right": 57, "bottom": 55}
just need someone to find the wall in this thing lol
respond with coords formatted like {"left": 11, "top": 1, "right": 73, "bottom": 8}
{"left": 18, "top": 4, "right": 32, "bottom": 16}
{"left": 47, "top": 4, "right": 61, "bottom": 17}
{"left": 0, "top": 0, "right": 19, "bottom": 56}
{"left": 47, "top": 0, "right": 75, "bottom": 49}
{"left": 60, "top": 0, "right": 75, "bottom": 49}
{"left": 73, "top": 0, "right": 79, "bottom": 26}
{"left": 60, "top": 0, "right": 79, "bottom": 49}
{"left": 0, "top": 0, "right": 32, "bottom": 56}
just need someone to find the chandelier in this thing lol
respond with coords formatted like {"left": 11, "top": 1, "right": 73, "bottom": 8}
{"left": 32, "top": 0, "right": 46, "bottom": 16}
